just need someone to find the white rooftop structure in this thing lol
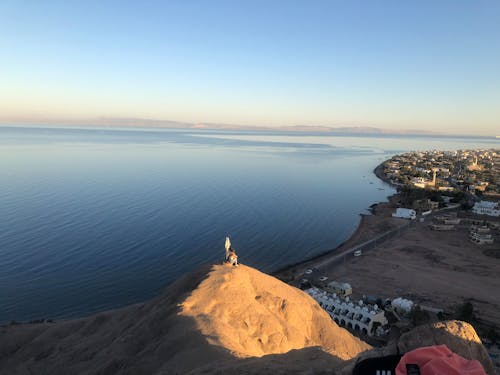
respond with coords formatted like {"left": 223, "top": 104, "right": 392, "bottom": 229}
{"left": 392, "top": 208, "right": 416, "bottom": 220}
{"left": 306, "top": 287, "right": 388, "bottom": 337}
{"left": 472, "top": 201, "right": 500, "bottom": 217}
{"left": 391, "top": 298, "right": 413, "bottom": 314}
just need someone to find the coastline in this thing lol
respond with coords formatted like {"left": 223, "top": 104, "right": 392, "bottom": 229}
{"left": 274, "top": 160, "right": 399, "bottom": 282}
{"left": 374, "top": 160, "right": 400, "bottom": 189}
{"left": 272, "top": 214, "right": 371, "bottom": 279}
{"left": 284, "top": 159, "right": 500, "bottom": 336}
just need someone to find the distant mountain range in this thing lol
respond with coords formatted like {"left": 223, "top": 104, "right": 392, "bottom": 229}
{"left": 1, "top": 116, "right": 447, "bottom": 136}
{"left": 97, "top": 118, "right": 443, "bottom": 135}
{"left": 7, "top": 116, "right": 498, "bottom": 137}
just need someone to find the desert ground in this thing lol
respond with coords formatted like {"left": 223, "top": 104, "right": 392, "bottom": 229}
{"left": 278, "top": 192, "right": 500, "bottom": 329}
{"left": 328, "top": 215, "right": 500, "bottom": 326}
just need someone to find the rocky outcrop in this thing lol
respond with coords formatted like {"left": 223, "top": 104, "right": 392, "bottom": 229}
{"left": 398, "top": 320, "right": 496, "bottom": 375}
{"left": 342, "top": 320, "right": 497, "bottom": 375}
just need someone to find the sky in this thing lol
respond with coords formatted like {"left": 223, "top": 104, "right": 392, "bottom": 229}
{"left": 0, "top": 1, "right": 499, "bottom": 135}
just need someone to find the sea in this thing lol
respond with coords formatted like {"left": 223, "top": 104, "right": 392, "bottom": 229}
{"left": 0, "top": 126, "right": 498, "bottom": 323}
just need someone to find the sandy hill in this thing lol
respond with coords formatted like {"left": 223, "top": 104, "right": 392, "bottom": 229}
{"left": 0, "top": 264, "right": 369, "bottom": 375}
{"left": 181, "top": 264, "right": 370, "bottom": 359}
{"left": 1, "top": 263, "right": 495, "bottom": 374}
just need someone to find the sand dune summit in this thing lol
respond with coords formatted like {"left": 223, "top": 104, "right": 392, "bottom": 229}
{"left": 1, "top": 263, "right": 492, "bottom": 374}
{"left": 0, "top": 263, "right": 368, "bottom": 374}
{"left": 181, "top": 264, "right": 370, "bottom": 359}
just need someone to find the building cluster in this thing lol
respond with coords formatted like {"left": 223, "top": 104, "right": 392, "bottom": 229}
{"left": 300, "top": 269, "right": 421, "bottom": 338}
{"left": 469, "top": 224, "right": 495, "bottom": 245}
{"left": 382, "top": 149, "right": 499, "bottom": 198}
{"left": 305, "top": 287, "right": 390, "bottom": 337}
{"left": 429, "top": 213, "right": 461, "bottom": 231}
{"left": 427, "top": 211, "right": 498, "bottom": 245}
{"left": 472, "top": 200, "right": 500, "bottom": 217}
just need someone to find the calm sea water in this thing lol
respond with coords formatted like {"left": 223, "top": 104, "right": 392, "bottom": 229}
{"left": 0, "top": 126, "right": 497, "bottom": 323}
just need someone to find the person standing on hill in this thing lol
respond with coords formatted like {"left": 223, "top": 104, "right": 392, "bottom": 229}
{"left": 224, "top": 236, "right": 238, "bottom": 266}
{"left": 227, "top": 249, "right": 238, "bottom": 266}
{"left": 225, "top": 236, "right": 231, "bottom": 262}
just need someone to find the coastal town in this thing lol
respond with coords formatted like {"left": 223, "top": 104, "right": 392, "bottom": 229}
{"left": 381, "top": 149, "right": 499, "bottom": 200}
{"left": 380, "top": 148, "right": 499, "bottom": 238}
{"left": 277, "top": 148, "right": 500, "bottom": 369}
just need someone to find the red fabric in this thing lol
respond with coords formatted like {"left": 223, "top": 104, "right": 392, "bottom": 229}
{"left": 396, "top": 345, "right": 487, "bottom": 375}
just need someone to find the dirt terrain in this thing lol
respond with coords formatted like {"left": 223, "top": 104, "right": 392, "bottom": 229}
{"left": 278, "top": 180, "right": 500, "bottom": 329}
{"left": 328, "top": 217, "right": 500, "bottom": 327}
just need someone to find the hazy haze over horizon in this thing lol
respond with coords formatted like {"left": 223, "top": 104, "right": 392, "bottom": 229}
{"left": 1, "top": 1, "right": 499, "bottom": 136}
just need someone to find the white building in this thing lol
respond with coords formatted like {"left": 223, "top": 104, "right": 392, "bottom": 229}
{"left": 306, "top": 287, "right": 388, "bottom": 337}
{"left": 391, "top": 298, "right": 413, "bottom": 315}
{"left": 472, "top": 201, "right": 500, "bottom": 217}
{"left": 392, "top": 208, "right": 417, "bottom": 220}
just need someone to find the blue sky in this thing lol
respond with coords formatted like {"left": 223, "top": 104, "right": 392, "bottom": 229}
{"left": 0, "top": 1, "right": 499, "bottom": 135}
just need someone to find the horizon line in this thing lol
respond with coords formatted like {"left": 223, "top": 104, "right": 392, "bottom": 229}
{"left": 1, "top": 120, "right": 498, "bottom": 139}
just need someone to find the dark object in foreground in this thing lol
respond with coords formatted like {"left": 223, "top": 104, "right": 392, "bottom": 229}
{"left": 352, "top": 354, "right": 401, "bottom": 375}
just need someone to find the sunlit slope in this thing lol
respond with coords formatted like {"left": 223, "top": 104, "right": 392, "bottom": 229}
{"left": 181, "top": 264, "right": 370, "bottom": 359}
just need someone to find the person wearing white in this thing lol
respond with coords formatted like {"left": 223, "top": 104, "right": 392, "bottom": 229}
{"left": 225, "top": 236, "right": 231, "bottom": 262}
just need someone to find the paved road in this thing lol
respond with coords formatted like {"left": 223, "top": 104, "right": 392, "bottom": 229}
{"left": 311, "top": 222, "right": 412, "bottom": 273}
{"left": 298, "top": 206, "right": 462, "bottom": 278}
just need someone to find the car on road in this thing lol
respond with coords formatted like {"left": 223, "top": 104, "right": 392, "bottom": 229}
{"left": 304, "top": 267, "right": 320, "bottom": 275}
